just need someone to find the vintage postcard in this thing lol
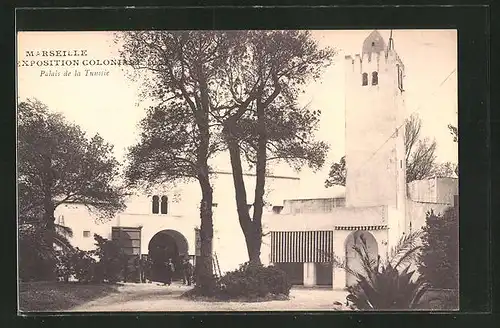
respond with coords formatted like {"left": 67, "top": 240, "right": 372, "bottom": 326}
{"left": 17, "top": 29, "right": 458, "bottom": 312}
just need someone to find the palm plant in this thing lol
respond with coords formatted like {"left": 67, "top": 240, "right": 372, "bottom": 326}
{"left": 19, "top": 218, "right": 75, "bottom": 253}
{"left": 343, "top": 231, "right": 430, "bottom": 310}
{"left": 322, "top": 230, "right": 429, "bottom": 310}
{"left": 18, "top": 215, "right": 76, "bottom": 281}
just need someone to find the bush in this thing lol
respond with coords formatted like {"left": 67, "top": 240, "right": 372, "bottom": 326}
{"left": 91, "top": 234, "right": 128, "bottom": 283}
{"left": 218, "top": 262, "right": 292, "bottom": 299}
{"left": 70, "top": 249, "right": 96, "bottom": 283}
{"left": 419, "top": 208, "right": 459, "bottom": 289}
{"left": 18, "top": 228, "right": 58, "bottom": 282}
{"left": 55, "top": 250, "right": 73, "bottom": 282}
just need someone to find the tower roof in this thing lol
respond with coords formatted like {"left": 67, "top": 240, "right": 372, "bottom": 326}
{"left": 362, "top": 30, "right": 387, "bottom": 54}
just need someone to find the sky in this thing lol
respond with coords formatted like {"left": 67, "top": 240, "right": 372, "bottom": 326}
{"left": 17, "top": 30, "right": 457, "bottom": 197}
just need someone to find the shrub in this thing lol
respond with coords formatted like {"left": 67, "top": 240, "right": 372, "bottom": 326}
{"left": 91, "top": 234, "right": 128, "bottom": 283}
{"left": 419, "top": 208, "right": 459, "bottom": 289}
{"left": 344, "top": 232, "right": 429, "bottom": 310}
{"left": 218, "top": 262, "right": 291, "bottom": 299}
{"left": 70, "top": 249, "right": 96, "bottom": 283}
{"left": 55, "top": 250, "right": 73, "bottom": 282}
{"left": 18, "top": 228, "right": 58, "bottom": 282}
{"left": 191, "top": 274, "right": 222, "bottom": 297}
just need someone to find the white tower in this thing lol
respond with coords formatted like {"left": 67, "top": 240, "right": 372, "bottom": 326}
{"left": 344, "top": 30, "right": 407, "bottom": 211}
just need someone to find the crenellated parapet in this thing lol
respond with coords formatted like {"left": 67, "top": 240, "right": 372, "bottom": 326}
{"left": 345, "top": 48, "right": 405, "bottom": 88}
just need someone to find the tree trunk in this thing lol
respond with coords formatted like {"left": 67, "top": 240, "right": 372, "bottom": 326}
{"left": 225, "top": 132, "right": 258, "bottom": 262}
{"left": 249, "top": 99, "right": 267, "bottom": 265}
{"left": 196, "top": 171, "right": 214, "bottom": 294}
{"left": 194, "top": 97, "right": 215, "bottom": 293}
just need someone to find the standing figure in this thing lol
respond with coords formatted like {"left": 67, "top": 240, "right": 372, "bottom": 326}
{"left": 182, "top": 257, "right": 194, "bottom": 286}
{"left": 164, "top": 258, "right": 174, "bottom": 286}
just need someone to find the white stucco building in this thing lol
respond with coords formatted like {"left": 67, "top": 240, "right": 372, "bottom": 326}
{"left": 55, "top": 30, "right": 458, "bottom": 289}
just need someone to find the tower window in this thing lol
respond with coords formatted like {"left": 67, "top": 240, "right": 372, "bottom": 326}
{"left": 83, "top": 231, "right": 90, "bottom": 238}
{"left": 152, "top": 195, "right": 159, "bottom": 214}
{"left": 372, "top": 71, "right": 378, "bottom": 85}
{"left": 160, "top": 196, "right": 168, "bottom": 214}
{"left": 371, "top": 41, "right": 375, "bottom": 46}
{"left": 397, "top": 65, "right": 404, "bottom": 91}
{"left": 362, "top": 73, "right": 368, "bottom": 86}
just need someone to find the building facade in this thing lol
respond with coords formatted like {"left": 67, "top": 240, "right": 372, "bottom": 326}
{"left": 261, "top": 30, "right": 457, "bottom": 289}
{"left": 55, "top": 30, "right": 458, "bottom": 289}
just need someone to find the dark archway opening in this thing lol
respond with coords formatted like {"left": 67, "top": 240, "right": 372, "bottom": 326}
{"left": 147, "top": 230, "right": 188, "bottom": 283}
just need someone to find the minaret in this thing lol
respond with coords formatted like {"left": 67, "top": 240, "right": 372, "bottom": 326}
{"left": 344, "top": 30, "right": 407, "bottom": 210}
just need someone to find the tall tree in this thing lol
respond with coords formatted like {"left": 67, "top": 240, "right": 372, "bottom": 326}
{"left": 116, "top": 31, "right": 233, "bottom": 292}
{"left": 219, "top": 31, "right": 334, "bottom": 264}
{"left": 117, "top": 30, "right": 333, "bottom": 268}
{"left": 404, "top": 114, "right": 438, "bottom": 182}
{"left": 419, "top": 208, "right": 459, "bottom": 289}
{"left": 18, "top": 99, "right": 125, "bottom": 278}
{"left": 325, "top": 114, "right": 446, "bottom": 187}
{"left": 448, "top": 123, "right": 459, "bottom": 176}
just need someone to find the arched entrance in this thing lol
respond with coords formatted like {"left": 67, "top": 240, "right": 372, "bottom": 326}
{"left": 345, "top": 230, "right": 378, "bottom": 287}
{"left": 147, "top": 230, "right": 189, "bottom": 283}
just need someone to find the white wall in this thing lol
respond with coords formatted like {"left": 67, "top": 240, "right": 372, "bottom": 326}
{"left": 345, "top": 49, "right": 407, "bottom": 209}
{"left": 265, "top": 205, "right": 388, "bottom": 232}
{"left": 407, "top": 177, "right": 458, "bottom": 205}
{"left": 53, "top": 172, "right": 300, "bottom": 273}
{"left": 406, "top": 200, "right": 452, "bottom": 232}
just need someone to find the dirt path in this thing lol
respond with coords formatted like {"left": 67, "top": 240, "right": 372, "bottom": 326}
{"left": 67, "top": 283, "right": 348, "bottom": 312}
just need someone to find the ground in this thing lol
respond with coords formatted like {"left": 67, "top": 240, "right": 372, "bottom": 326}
{"left": 19, "top": 281, "right": 120, "bottom": 312}
{"left": 19, "top": 282, "right": 457, "bottom": 312}
{"left": 57, "top": 283, "right": 348, "bottom": 312}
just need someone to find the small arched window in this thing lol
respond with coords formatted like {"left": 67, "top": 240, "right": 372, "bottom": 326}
{"left": 362, "top": 73, "right": 368, "bottom": 86}
{"left": 397, "top": 65, "right": 404, "bottom": 91}
{"left": 160, "top": 196, "right": 168, "bottom": 214}
{"left": 372, "top": 71, "right": 378, "bottom": 85}
{"left": 152, "top": 195, "right": 159, "bottom": 214}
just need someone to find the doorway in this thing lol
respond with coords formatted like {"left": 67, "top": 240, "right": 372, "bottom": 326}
{"left": 316, "top": 262, "right": 333, "bottom": 286}
{"left": 147, "top": 229, "right": 189, "bottom": 283}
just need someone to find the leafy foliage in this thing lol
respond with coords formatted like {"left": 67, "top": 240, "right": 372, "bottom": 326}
{"left": 18, "top": 226, "right": 59, "bottom": 281}
{"left": 55, "top": 250, "right": 74, "bottom": 282}
{"left": 324, "top": 156, "right": 346, "bottom": 187}
{"left": 17, "top": 99, "right": 126, "bottom": 281}
{"left": 448, "top": 124, "right": 458, "bottom": 142}
{"left": 117, "top": 31, "right": 223, "bottom": 293}
{"left": 448, "top": 123, "right": 459, "bottom": 176}
{"left": 346, "top": 262, "right": 429, "bottom": 310}
{"left": 117, "top": 31, "right": 334, "bottom": 270}
{"left": 91, "top": 234, "right": 129, "bottom": 283}
{"left": 18, "top": 99, "right": 126, "bottom": 224}
{"left": 50, "top": 234, "right": 130, "bottom": 283}
{"left": 218, "top": 30, "right": 334, "bottom": 264}
{"left": 125, "top": 104, "right": 214, "bottom": 188}
{"left": 218, "top": 262, "right": 292, "bottom": 299}
{"left": 418, "top": 208, "right": 459, "bottom": 289}
{"left": 70, "top": 249, "right": 97, "bottom": 283}
{"left": 329, "top": 232, "right": 429, "bottom": 310}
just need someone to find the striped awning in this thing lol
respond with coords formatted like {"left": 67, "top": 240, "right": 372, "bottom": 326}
{"left": 335, "top": 225, "right": 387, "bottom": 231}
{"left": 270, "top": 231, "right": 334, "bottom": 263}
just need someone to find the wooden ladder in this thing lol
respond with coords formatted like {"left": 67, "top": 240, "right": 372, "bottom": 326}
{"left": 213, "top": 252, "right": 222, "bottom": 278}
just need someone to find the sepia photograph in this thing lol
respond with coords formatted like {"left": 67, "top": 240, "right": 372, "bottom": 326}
{"left": 17, "top": 29, "right": 459, "bottom": 312}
